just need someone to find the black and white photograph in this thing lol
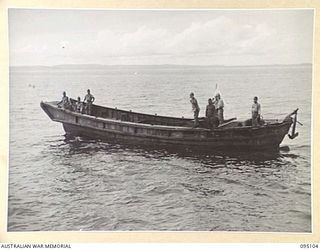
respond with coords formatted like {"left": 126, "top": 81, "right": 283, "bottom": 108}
{"left": 8, "top": 8, "right": 313, "bottom": 232}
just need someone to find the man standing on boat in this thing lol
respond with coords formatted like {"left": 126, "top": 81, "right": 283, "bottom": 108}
{"left": 84, "top": 89, "right": 95, "bottom": 115}
{"left": 190, "top": 92, "right": 200, "bottom": 128}
{"left": 214, "top": 93, "right": 224, "bottom": 125}
{"left": 252, "top": 96, "right": 261, "bottom": 126}
{"left": 206, "top": 98, "right": 218, "bottom": 129}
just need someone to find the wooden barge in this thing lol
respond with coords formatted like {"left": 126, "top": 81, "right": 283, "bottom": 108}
{"left": 40, "top": 100, "right": 299, "bottom": 151}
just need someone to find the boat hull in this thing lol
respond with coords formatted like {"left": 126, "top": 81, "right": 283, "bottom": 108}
{"left": 41, "top": 101, "right": 293, "bottom": 151}
{"left": 62, "top": 122, "right": 289, "bottom": 151}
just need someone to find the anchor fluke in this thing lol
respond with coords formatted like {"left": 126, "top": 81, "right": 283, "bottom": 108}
{"left": 288, "top": 132, "right": 299, "bottom": 139}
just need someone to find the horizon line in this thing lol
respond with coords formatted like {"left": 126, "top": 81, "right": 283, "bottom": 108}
{"left": 10, "top": 62, "right": 312, "bottom": 68}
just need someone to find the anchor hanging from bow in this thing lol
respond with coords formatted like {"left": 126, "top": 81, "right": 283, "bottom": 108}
{"left": 287, "top": 108, "right": 301, "bottom": 139}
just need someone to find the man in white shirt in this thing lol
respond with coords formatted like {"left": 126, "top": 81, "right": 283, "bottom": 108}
{"left": 214, "top": 93, "right": 224, "bottom": 125}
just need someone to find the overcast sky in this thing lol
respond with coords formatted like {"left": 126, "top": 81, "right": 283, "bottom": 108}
{"left": 9, "top": 9, "right": 314, "bottom": 66}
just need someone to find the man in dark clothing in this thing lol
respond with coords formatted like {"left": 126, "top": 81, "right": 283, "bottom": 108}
{"left": 206, "top": 98, "right": 218, "bottom": 129}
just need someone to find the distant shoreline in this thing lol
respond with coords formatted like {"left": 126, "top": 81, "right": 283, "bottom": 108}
{"left": 10, "top": 63, "right": 312, "bottom": 69}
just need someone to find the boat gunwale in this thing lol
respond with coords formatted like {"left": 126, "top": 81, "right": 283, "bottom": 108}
{"left": 70, "top": 99, "right": 194, "bottom": 122}
{"left": 43, "top": 101, "right": 208, "bottom": 131}
{"left": 42, "top": 101, "right": 292, "bottom": 133}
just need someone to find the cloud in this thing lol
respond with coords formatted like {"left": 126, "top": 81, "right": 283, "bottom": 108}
{"left": 10, "top": 15, "right": 312, "bottom": 65}
{"left": 85, "top": 16, "right": 276, "bottom": 58}
{"left": 165, "top": 16, "right": 275, "bottom": 56}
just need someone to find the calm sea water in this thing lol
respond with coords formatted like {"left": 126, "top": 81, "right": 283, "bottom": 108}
{"left": 8, "top": 64, "right": 312, "bottom": 232}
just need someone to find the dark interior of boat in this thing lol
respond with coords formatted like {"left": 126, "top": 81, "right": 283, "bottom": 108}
{"left": 67, "top": 98, "right": 197, "bottom": 127}
{"left": 92, "top": 103, "right": 197, "bottom": 127}
{"left": 67, "top": 99, "right": 273, "bottom": 129}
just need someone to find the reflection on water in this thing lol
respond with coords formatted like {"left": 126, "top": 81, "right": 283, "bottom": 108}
{"left": 62, "top": 134, "right": 299, "bottom": 163}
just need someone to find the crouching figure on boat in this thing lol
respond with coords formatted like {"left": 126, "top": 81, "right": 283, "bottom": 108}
{"left": 75, "top": 97, "right": 84, "bottom": 113}
{"left": 57, "top": 91, "right": 71, "bottom": 110}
